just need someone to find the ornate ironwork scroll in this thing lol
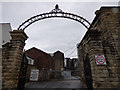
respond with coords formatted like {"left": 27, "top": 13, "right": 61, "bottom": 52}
{"left": 18, "top": 4, "right": 91, "bottom": 31}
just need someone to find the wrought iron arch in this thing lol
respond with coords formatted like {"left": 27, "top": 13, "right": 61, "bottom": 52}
{"left": 18, "top": 4, "right": 91, "bottom": 31}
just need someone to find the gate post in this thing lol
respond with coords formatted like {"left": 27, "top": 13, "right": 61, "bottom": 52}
{"left": 87, "top": 29, "right": 105, "bottom": 88}
{"left": 2, "top": 30, "right": 28, "bottom": 89}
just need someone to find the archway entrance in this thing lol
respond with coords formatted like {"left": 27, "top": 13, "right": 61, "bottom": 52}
{"left": 18, "top": 4, "right": 90, "bottom": 31}
{"left": 2, "top": 4, "right": 91, "bottom": 89}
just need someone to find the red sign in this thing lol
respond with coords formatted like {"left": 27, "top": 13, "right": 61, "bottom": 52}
{"left": 95, "top": 55, "right": 106, "bottom": 65}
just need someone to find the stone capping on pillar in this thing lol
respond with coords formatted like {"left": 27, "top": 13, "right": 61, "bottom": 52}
{"left": 10, "top": 30, "right": 28, "bottom": 42}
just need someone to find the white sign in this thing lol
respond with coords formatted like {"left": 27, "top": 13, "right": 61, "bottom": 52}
{"left": 95, "top": 55, "right": 106, "bottom": 65}
{"left": 27, "top": 57, "right": 34, "bottom": 65}
{"left": 30, "top": 69, "right": 39, "bottom": 81}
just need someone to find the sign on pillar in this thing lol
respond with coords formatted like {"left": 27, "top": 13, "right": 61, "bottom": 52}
{"left": 95, "top": 55, "right": 107, "bottom": 65}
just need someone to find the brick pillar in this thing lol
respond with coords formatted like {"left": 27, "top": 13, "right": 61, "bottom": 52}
{"left": 2, "top": 30, "right": 28, "bottom": 89}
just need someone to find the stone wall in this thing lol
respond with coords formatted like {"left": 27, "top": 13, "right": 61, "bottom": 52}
{"left": 77, "top": 7, "right": 120, "bottom": 89}
{"left": 2, "top": 30, "right": 28, "bottom": 89}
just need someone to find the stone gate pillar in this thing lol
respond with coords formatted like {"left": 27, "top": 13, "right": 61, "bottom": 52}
{"left": 2, "top": 30, "right": 28, "bottom": 89}
{"left": 87, "top": 29, "right": 106, "bottom": 88}
{"left": 78, "top": 7, "right": 120, "bottom": 89}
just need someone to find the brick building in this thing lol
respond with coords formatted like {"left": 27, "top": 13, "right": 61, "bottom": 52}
{"left": 77, "top": 7, "right": 120, "bottom": 89}
{"left": 25, "top": 47, "right": 52, "bottom": 69}
{"left": 25, "top": 47, "right": 53, "bottom": 81}
{"left": 52, "top": 51, "right": 64, "bottom": 71}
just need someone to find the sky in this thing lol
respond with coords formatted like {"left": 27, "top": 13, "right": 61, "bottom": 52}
{"left": 1, "top": 0, "right": 119, "bottom": 58}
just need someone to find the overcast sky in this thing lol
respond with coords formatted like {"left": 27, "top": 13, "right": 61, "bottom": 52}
{"left": 1, "top": 1, "right": 119, "bottom": 58}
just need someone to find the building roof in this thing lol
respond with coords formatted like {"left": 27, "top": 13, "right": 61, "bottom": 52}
{"left": 54, "top": 50, "right": 64, "bottom": 54}
{"left": 26, "top": 47, "right": 51, "bottom": 56}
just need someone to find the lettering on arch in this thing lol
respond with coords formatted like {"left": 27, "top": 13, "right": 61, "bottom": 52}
{"left": 18, "top": 4, "right": 91, "bottom": 31}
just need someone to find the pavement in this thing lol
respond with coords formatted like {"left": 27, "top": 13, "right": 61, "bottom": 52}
{"left": 25, "top": 76, "right": 87, "bottom": 90}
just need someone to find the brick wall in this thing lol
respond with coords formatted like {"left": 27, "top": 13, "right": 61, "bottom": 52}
{"left": 25, "top": 47, "right": 53, "bottom": 69}
{"left": 26, "top": 65, "right": 37, "bottom": 81}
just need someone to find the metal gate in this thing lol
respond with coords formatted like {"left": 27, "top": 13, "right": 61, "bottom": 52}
{"left": 17, "top": 53, "right": 28, "bottom": 90}
{"left": 83, "top": 53, "right": 93, "bottom": 90}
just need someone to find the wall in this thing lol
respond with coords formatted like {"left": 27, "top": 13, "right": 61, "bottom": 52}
{"left": 77, "top": 7, "right": 120, "bottom": 89}
{"left": 0, "top": 23, "right": 12, "bottom": 89}
{"left": 53, "top": 51, "right": 64, "bottom": 71}
{"left": 26, "top": 65, "right": 37, "bottom": 81}
{"left": 25, "top": 47, "right": 52, "bottom": 69}
{"left": 2, "top": 30, "right": 28, "bottom": 89}
{"left": 25, "top": 47, "right": 53, "bottom": 81}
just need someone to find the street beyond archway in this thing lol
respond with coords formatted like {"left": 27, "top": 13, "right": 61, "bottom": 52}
{"left": 25, "top": 76, "right": 86, "bottom": 89}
